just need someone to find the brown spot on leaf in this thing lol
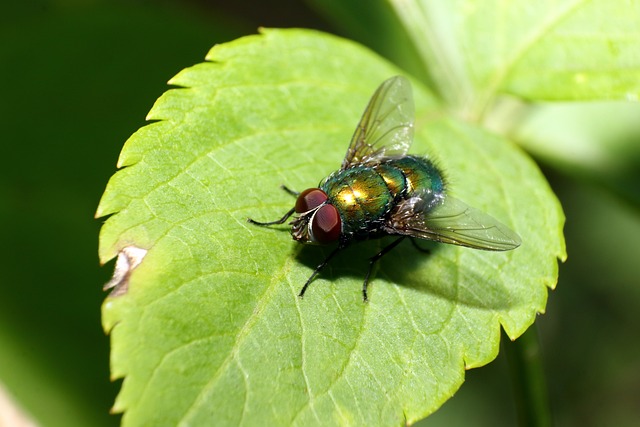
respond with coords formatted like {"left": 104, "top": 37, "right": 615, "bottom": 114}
{"left": 103, "top": 246, "right": 147, "bottom": 297}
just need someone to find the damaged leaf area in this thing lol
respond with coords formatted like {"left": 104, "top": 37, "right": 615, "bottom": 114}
{"left": 96, "top": 29, "right": 565, "bottom": 426}
{"left": 103, "top": 246, "right": 148, "bottom": 297}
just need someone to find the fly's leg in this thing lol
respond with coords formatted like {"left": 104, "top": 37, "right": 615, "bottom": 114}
{"left": 247, "top": 207, "right": 295, "bottom": 226}
{"left": 247, "top": 185, "right": 299, "bottom": 225}
{"left": 298, "top": 245, "right": 345, "bottom": 298}
{"left": 280, "top": 185, "right": 299, "bottom": 197}
{"left": 362, "top": 237, "right": 406, "bottom": 302}
{"left": 410, "top": 238, "right": 431, "bottom": 254}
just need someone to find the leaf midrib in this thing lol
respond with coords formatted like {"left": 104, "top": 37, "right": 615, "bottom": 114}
{"left": 477, "top": 0, "right": 587, "bottom": 116}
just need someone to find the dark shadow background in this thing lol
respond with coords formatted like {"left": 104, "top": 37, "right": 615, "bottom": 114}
{"left": 1, "top": 1, "right": 638, "bottom": 426}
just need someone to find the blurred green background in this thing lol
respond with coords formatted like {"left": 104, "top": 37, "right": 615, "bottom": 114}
{"left": 1, "top": 1, "right": 638, "bottom": 426}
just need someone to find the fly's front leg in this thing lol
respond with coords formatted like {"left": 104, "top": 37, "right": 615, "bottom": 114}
{"left": 280, "top": 185, "right": 299, "bottom": 197}
{"left": 247, "top": 207, "right": 295, "bottom": 226}
{"left": 247, "top": 185, "right": 300, "bottom": 225}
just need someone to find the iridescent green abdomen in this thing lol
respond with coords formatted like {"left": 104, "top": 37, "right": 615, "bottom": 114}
{"left": 382, "top": 156, "right": 444, "bottom": 195}
{"left": 320, "top": 155, "right": 444, "bottom": 239}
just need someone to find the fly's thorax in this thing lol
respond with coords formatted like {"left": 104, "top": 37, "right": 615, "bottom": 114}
{"left": 320, "top": 167, "right": 394, "bottom": 234}
{"left": 383, "top": 155, "right": 445, "bottom": 195}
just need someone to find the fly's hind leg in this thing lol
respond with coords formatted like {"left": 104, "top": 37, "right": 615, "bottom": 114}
{"left": 362, "top": 237, "right": 407, "bottom": 302}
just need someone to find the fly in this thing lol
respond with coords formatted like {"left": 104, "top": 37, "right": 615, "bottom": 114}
{"left": 248, "top": 76, "right": 521, "bottom": 301}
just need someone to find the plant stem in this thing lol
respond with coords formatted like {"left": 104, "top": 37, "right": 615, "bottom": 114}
{"left": 502, "top": 326, "right": 552, "bottom": 427}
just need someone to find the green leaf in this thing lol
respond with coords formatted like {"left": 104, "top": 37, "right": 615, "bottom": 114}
{"left": 509, "top": 101, "right": 640, "bottom": 207}
{"left": 386, "top": 0, "right": 640, "bottom": 207}
{"left": 305, "top": 0, "right": 431, "bottom": 83}
{"left": 98, "top": 28, "right": 564, "bottom": 425}
{"left": 389, "top": 0, "right": 640, "bottom": 113}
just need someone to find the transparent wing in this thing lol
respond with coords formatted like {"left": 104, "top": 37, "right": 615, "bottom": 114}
{"left": 341, "top": 76, "right": 414, "bottom": 169}
{"left": 388, "top": 190, "right": 522, "bottom": 251}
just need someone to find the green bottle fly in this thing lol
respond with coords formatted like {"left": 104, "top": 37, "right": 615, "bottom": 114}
{"left": 249, "top": 76, "right": 521, "bottom": 301}
{"left": 320, "top": 156, "right": 444, "bottom": 239}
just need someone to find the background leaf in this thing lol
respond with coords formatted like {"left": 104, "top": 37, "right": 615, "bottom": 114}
{"left": 387, "top": 0, "right": 640, "bottom": 208}
{"left": 305, "top": 0, "right": 431, "bottom": 83}
{"left": 506, "top": 101, "right": 640, "bottom": 207}
{"left": 388, "top": 0, "right": 640, "bottom": 114}
{"left": 98, "top": 28, "right": 564, "bottom": 425}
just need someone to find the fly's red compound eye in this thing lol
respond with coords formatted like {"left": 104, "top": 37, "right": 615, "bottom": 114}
{"left": 295, "top": 188, "right": 328, "bottom": 213}
{"left": 310, "top": 204, "right": 342, "bottom": 244}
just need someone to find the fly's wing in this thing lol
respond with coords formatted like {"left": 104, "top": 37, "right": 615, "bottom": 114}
{"left": 341, "top": 76, "right": 415, "bottom": 169}
{"left": 388, "top": 190, "right": 522, "bottom": 251}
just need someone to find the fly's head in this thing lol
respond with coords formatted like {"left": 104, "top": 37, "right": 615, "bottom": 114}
{"left": 291, "top": 188, "right": 341, "bottom": 245}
